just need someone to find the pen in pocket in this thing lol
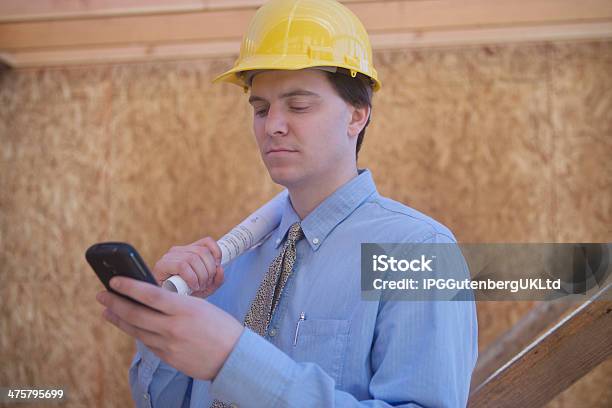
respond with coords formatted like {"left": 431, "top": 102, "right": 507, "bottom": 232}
{"left": 293, "top": 311, "right": 306, "bottom": 346}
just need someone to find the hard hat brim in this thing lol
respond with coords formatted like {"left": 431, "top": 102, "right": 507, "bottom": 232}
{"left": 213, "top": 55, "right": 381, "bottom": 92}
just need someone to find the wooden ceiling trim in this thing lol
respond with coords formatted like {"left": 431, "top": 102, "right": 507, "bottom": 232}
{"left": 4, "top": 21, "right": 611, "bottom": 68}
{"left": 1, "top": 0, "right": 611, "bottom": 68}
{"left": 0, "top": 0, "right": 612, "bottom": 51}
{"left": 0, "top": 9, "right": 255, "bottom": 50}
{"left": 370, "top": 21, "right": 612, "bottom": 49}
{"left": 0, "top": 40, "right": 241, "bottom": 68}
{"left": 2, "top": 0, "right": 612, "bottom": 51}
{"left": 352, "top": 0, "right": 612, "bottom": 32}
{"left": 0, "top": 0, "right": 372, "bottom": 22}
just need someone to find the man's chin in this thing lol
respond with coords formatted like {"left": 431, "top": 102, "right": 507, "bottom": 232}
{"left": 267, "top": 167, "right": 304, "bottom": 188}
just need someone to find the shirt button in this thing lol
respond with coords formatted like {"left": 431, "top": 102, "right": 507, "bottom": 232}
{"left": 230, "top": 404, "right": 239, "bottom": 408}
{"left": 312, "top": 238, "right": 320, "bottom": 245}
{"left": 269, "top": 328, "right": 277, "bottom": 337}
{"left": 276, "top": 238, "right": 281, "bottom": 244}
{"left": 143, "top": 393, "right": 149, "bottom": 400}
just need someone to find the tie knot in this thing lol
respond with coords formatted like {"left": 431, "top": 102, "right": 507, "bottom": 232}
{"left": 287, "top": 222, "right": 304, "bottom": 243}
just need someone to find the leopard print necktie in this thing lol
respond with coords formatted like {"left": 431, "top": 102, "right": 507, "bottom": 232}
{"left": 210, "top": 222, "right": 304, "bottom": 407}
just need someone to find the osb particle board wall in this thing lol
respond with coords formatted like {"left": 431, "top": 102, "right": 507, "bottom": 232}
{"left": 1, "top": 41, "right": 611, "bottom": 407}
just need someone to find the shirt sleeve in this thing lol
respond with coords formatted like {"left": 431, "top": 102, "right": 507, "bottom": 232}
{"left": 209, "top": 233, "right": 479, "bottom": 408}
{"left": 129, "top": 340, "right": 193, "bottom": 408}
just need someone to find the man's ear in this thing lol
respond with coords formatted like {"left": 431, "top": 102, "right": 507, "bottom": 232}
{"left": 347, "top": 105, "right": 371, "bottom": 139}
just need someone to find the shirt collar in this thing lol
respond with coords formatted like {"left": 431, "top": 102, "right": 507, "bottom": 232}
{"left": 273, "top": 168, "right": 378, "bottom": 251}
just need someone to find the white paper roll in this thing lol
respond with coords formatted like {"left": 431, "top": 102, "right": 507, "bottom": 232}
{"left": 163, "top": 190, "right": 287, "bottom": 295}
{"left": 162, "top": 275, "right": 192, "bottom": 294}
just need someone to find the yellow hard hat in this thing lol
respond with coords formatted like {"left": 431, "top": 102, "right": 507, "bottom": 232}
{"left": 213, "top": 0, "right": 381, "bottom": 92}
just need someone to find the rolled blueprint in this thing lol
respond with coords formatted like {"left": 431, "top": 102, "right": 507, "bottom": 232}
{"left": 162, "top": 190, "right": 288, "bottom": 295}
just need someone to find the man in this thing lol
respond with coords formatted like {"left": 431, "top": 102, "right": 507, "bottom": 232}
{"left": 96, "top": 0, "right": 478, "bottom": 406}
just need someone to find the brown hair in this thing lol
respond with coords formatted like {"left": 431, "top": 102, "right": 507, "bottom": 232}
{"left": 324, "top": 69, "right": 374, "bottom": 160}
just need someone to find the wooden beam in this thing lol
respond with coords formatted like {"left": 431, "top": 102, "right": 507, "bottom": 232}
{"left": 1, "top": 0, "right": 612, "bottom": 50}
{"left": 0, "top": 0, "right": 371, "bottom": 22}
{"left": 371, "top": 22, "right": 612, "bottom": 49}
{"left": 0, "top": 9, "right": 255, "bottom": 50}
{"left": 352, "top": 0, "right": 612, "bottom": 33}
{"left": 1, "top": 1, "right": 611, "bottom": 68}
{"left": 3, "top": 21, "right": 611, "bottom": 69}
{"left": 468, "top": 282, "right": 612, "bottom": 408}
{"left": 0, "top": 0, "right": 209, "bottom": 22}
{"left": 470, "top": 298, "right": 577, "bottom": 390}
{"left": 0, "top": 40, "right": 241, "bottom": 67}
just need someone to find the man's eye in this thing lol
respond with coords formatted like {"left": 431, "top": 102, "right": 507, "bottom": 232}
{"left": 255, "top": 109, "right": 268, "bottom": 117}
{"left": 290, "top": 106, "right": 309, "bottom": 112}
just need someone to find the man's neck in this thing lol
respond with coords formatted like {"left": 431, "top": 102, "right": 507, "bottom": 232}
{"left": 287, "top": 166, "right": 359, "bottom": 219}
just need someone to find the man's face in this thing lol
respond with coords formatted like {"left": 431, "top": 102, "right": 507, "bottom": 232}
{"left": 248, "top": 69, "right": 357, "bottom": 189}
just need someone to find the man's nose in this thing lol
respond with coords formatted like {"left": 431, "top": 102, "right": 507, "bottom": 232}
{"left": 265, "top": 105, "right": 288, "bottom": 137}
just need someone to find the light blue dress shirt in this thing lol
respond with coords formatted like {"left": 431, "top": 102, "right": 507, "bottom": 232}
{"left": 129, "top": 169, "right": 478, "bottom": 407}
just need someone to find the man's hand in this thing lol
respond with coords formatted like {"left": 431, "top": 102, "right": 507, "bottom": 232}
{"left": 96, "top": 276, "right": 244, "bottom": 381}
{"left": 153, "top": 237, "right": 224, "bottom": 298}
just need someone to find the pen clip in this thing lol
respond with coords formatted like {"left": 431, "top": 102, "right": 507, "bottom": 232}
{"left": 293, "top": 311, "right": 306, "bottom": 346}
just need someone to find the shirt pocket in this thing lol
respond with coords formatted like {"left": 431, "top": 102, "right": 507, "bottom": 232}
{"left": 291, "top": 318, "right": 350, "bottom": 386}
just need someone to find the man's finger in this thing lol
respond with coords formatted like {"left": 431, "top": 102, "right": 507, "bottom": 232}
{"left": 108, "top": 277, "right": 183, "bottom": 315}
{"left": 98, "top": 290, "right": 168, "bottom": 333}
{"left": 183, "top": 249, "right": 210, "bottom": 289}
{"left": 212, "top": 265, "right": 224, "bottom": 288}
{"left": 157, "top": 257, "right": 200, "bottom": 291}
{"left": 193, "top": 265, "right": 225, "bottom": 298}
{"left": 102, "top": 309, "right": 167, "bottom": 350}
{"left": 186, "top": 247, "right": 216, "bottom": 287}
{"left": 193, "top": 237, "right": 222, "bottom": 264}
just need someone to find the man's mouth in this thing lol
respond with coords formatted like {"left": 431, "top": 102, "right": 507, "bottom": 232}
{"left": 267, "top": 148, "right": 298, "bottom": 154}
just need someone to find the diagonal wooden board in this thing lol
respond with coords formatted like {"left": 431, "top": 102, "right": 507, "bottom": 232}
{"left": 468, "top": 282, "right": 612, "bottom": 408}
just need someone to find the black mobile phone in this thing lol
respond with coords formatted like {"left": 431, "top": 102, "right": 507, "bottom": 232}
{"left": 86, "top": 242, "right": 158, "bottom": 306}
